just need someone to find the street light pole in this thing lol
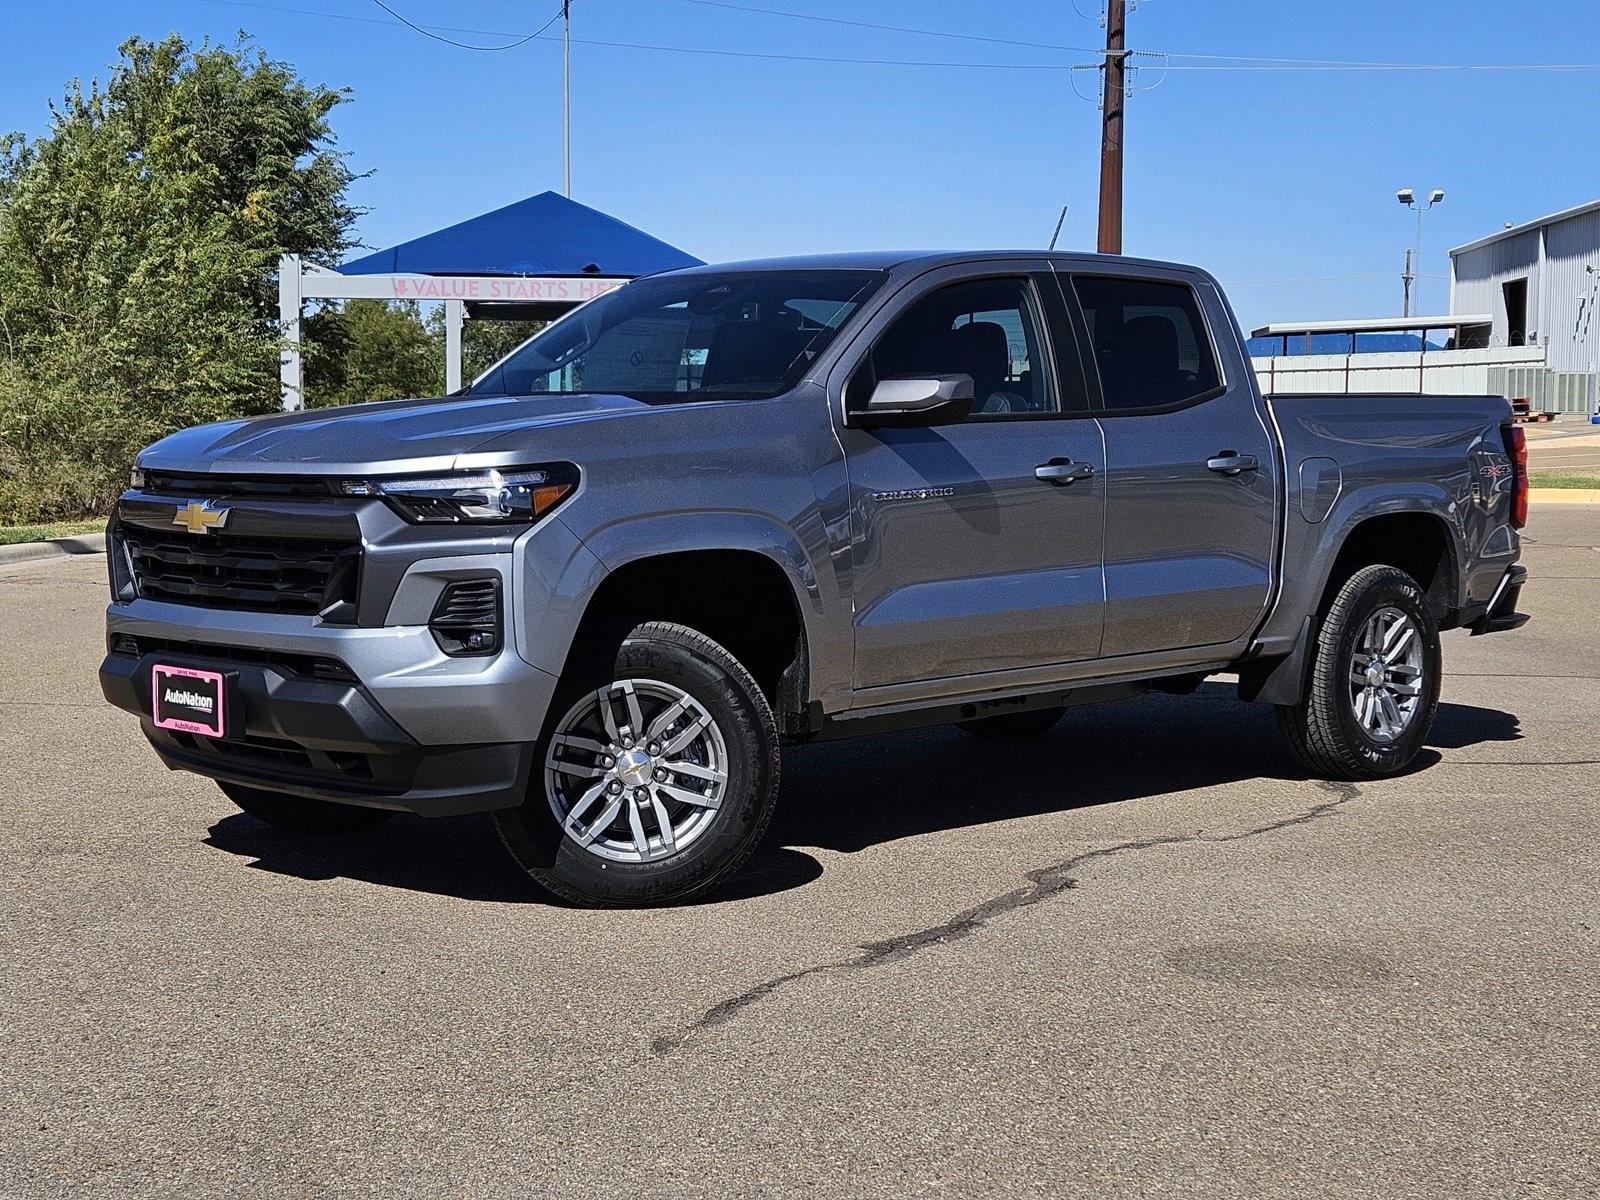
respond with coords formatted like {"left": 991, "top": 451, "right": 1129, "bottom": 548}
{"left": 1397, "top": 187, "right": 1445, "bottom": 317}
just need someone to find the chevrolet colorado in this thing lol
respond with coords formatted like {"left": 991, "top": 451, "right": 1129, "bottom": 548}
{"left": 100, "top": 252, "right": 1530, "bottom": 906}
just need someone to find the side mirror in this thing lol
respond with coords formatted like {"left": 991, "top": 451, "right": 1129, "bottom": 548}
{"left": 851, "top": 374, "right": 975, "bottom": 427}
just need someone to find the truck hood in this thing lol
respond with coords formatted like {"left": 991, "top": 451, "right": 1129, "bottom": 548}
{"left": 137, "top": 392, "right": 654, "bottom": 476}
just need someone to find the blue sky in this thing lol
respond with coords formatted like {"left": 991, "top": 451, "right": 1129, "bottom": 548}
{"left": 3, "top": 0, "right": 1598, "bottom": 329}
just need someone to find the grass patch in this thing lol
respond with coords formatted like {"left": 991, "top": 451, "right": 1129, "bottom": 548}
{"left": 1529, "top": 470, "right": 1600, "bottom": 490}
{"left": 0, "top": 519, "right": 104, "bottom": 546}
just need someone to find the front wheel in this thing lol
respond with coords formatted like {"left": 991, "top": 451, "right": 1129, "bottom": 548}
{"left": 1276, "top": 564, "right": 1442, "bottom": 780}
{"left": 494, "top": 621, "right": 781, "bottom": 907}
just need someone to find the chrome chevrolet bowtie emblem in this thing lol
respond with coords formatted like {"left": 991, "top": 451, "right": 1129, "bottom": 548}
{"left": 172, "top": 500, "right": 230, "bottom": 535}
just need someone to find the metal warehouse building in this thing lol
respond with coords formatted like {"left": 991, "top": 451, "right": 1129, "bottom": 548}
{"left": 1450, "top": 198, "right": 1600, "bottom": 373}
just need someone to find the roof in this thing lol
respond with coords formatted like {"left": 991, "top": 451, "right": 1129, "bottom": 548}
{"left": 1449, "top": 197, "right": 1600, "bottom": 258}
{"left": 1251, "top": 314, "right": 1493, "bottom": 338}
{"left": 337, "top": 190, "right": 702, "bottom": 277}
{"left": 655, "top": 249, "right": 1213, "bottom": 277}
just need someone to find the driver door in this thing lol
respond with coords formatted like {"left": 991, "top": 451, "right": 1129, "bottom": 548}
{"left": 836, "top": 266, "right": 1107, "bottom": 691}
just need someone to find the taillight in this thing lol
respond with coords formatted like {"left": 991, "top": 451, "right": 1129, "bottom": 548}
{"left": 1502, "top": 424, "right": 1528, "bottom": 528}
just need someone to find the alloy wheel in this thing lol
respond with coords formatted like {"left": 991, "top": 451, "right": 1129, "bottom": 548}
{"left": 1347, "top": 606, "right": 1425, "bottom": 744}
{"left": 544, "top": 678, "right": 730, "bottom": 863}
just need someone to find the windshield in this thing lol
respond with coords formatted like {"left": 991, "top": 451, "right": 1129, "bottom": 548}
{"left": 467, "top": 269, "right": 886, "bottom": 401}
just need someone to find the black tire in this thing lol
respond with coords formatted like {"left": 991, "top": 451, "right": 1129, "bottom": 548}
{"left": 494, "top": 621, "right": 781, "bottom": 908}
{"left": 220, "top": 782, "right": 396, "bottom": 833}
{"left": 955, "top": 708, "right": 1063, "bottom": 739}
{"left": 1275, "top": 564, "right": 1442, "bottom": 780}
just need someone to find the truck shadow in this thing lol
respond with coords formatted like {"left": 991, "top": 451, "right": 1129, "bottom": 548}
{"left": 771, "top": 686, "right": 1521, "bottom": 856}
{"left": 204, "top": 808, "right": 824, "bottom": 904}
{"left": 201, "top": 685, "right": 1520, "bottom": 904}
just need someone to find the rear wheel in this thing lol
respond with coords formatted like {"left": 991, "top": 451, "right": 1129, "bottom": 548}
{"left": 1276, "top": 564, "right": 1441, "bottom": 780}
{"left": 220, "top": 782, "right": 396, "bottom": 833}
{"left": 494, "top": 621, "right": 780, "bottom": 907}
{"left": 956, "top": 708, "right": 1063, "bottom": 739}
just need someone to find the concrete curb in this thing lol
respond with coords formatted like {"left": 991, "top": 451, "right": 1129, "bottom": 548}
{"left": 1529, "top": 488, "right": 1600, "bottom": 505}
{"left": 0, "top": 532, "right": 107, "bottom": 567}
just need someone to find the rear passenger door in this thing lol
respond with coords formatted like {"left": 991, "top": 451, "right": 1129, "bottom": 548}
{"left": 1063, "top": 270, "right": 1277, "bottom": 658}
{"left": 836, "top": 265, "right": 1106, "bottom": 691}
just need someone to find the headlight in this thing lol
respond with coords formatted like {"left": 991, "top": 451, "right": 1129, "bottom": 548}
{"left": 129, "top": 467, "right": 147, "bottom": 489}
{"left": 356, "top": 464, "right": 578, "bottom": 524}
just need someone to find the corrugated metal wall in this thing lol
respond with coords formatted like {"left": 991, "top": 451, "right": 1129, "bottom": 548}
{"left": 1488, "top": 367, "right": 1600, "bottom": 414}
{"left": 1540, "top": 208, "right": 1600, "bottom": 373}
{"left": 1451, "top": 207, "right": 1600, "bottom": 373}
{"left": 1451, "top": 229, "right": 1541, "bottom": 350}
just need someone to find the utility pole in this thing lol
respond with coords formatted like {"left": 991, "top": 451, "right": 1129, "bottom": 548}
{"left": 562, "top": 0, "right": 571, "bottom": 197}
{"left": 1096, "top": 0, "right": 1128, "bottom": 255}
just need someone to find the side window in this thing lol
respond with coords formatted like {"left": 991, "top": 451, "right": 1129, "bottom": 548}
{"left": 1073, "top": 276, "right": 1222, "bottom": 412}
{"left": 854, "top": 277, "right": 1058, "bottom": 416}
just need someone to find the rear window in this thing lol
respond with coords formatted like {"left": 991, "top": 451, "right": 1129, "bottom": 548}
{"left": 1073, "top": 276, "right": 1222, "bottom": 411}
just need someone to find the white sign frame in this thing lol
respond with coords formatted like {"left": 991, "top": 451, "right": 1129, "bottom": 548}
{"left": 277, "top": 254, "right": 629, "bottom": 410}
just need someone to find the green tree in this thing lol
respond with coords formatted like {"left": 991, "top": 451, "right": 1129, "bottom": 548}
{"left": 304, "top": 303, "right": 543, "bottom": 409}
{"left": 459, "top": 315, "right": 545, "bottom": 383}
{"left": 0, "top": 35, "right": 356, "bottom": 521}
{"left": 306, "top": 300, "right": 441, "bottom": 407}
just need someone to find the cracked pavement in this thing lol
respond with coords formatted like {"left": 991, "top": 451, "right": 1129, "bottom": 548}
{"left": 2, "top": 507, "right": 1597, "bottom": 1198}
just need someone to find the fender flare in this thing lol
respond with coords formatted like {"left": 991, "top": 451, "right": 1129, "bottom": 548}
{"left": 523, "top": 510, "right": 842, "bottom": 702}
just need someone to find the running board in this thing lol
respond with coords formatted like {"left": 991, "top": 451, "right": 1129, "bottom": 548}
{"left": 794, "top": 679, "right": 1150, "bottom": 743}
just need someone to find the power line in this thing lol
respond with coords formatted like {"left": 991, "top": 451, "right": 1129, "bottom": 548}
{"left": 368, "top": 0, "right": 560, "bottom": 51}
{"left": 194, "top": 0, "right": 1071, "bottom": 67}
{"left": 553, "top": 34, "right": 1070, "bottom": 70}
{"left": 1224, "top": 273, "right": 1450, "bottom": 287}
{"left": 196, "top": 0, "right": 552, "bottom": 40}
{"left": 190, "top": 1, "right": 1600, "bottom": 74}
{"left": 1137, "top": 48, "right": 1600, "bottom": 72}
{"left": 670, "top": 0, "right": 1103, "bottom": 54}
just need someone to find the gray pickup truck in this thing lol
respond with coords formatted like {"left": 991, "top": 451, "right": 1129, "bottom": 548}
{"left": 99, "top": 251, "right": 1530, "bottom": 906}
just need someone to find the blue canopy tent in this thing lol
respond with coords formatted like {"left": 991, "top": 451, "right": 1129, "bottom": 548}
{"left": 277, "top": 192, "right": 700, "bottom": 408}
{"left": 336, "top": 190, "right": 702, "bottom": 278}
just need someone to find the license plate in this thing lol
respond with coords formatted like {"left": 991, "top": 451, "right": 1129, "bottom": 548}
{"left": 150, "top": 663, "right": 227, "bottom": 738}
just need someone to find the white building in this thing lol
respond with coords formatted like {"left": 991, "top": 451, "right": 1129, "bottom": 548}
{"left": 1450, "top": 198, "right": 1600, "bottom": 374}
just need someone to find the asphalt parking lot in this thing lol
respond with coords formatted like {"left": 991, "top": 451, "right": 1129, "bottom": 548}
{"left": 2, "top": 507, "right": 1596, "bottom": 1198}
{"left": 1526, "top": 421, "right": 1600, "bottom": 474}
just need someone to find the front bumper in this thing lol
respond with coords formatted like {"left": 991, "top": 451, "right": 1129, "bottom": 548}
{"left": 101, "top": 488, "right": 565, "bottom": 814}
{"left": 99, "top": 641, "right": 539, "bottom": 815}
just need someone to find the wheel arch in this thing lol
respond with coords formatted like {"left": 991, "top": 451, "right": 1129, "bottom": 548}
{"left": 1314, "top": 505, "right": 1462, "bottom": 627}
{"left": 1242, "top": 498, "right": 1461, "bottom": 705}
{"left": 560, "top": 542, "right": 814, "bottom": 733}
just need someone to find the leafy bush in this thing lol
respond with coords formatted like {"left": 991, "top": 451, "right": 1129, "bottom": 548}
{"left": 0, "top": 35, "right": 355, "bottom": 522}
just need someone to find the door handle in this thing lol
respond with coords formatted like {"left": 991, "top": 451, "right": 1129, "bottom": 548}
{"left": 1206, "top": 451, "right": 1259, "bottom": 476}
{"left": 1035, "top": 459, "right": 1096, "bottom": 486}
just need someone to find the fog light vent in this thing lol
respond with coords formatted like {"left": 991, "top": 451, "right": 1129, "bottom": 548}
{"left": 429, "top": 578, "right": 501, "bottom": 657}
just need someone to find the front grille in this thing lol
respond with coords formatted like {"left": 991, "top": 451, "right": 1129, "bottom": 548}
{"left": 143, "top": 471, "right": 344, "bottom": 499}
{"left": 120, "top": 525, "right": 359, "bottom": 616}
{"left": 108, "top": 634, "right": 357, "bottom": 684}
